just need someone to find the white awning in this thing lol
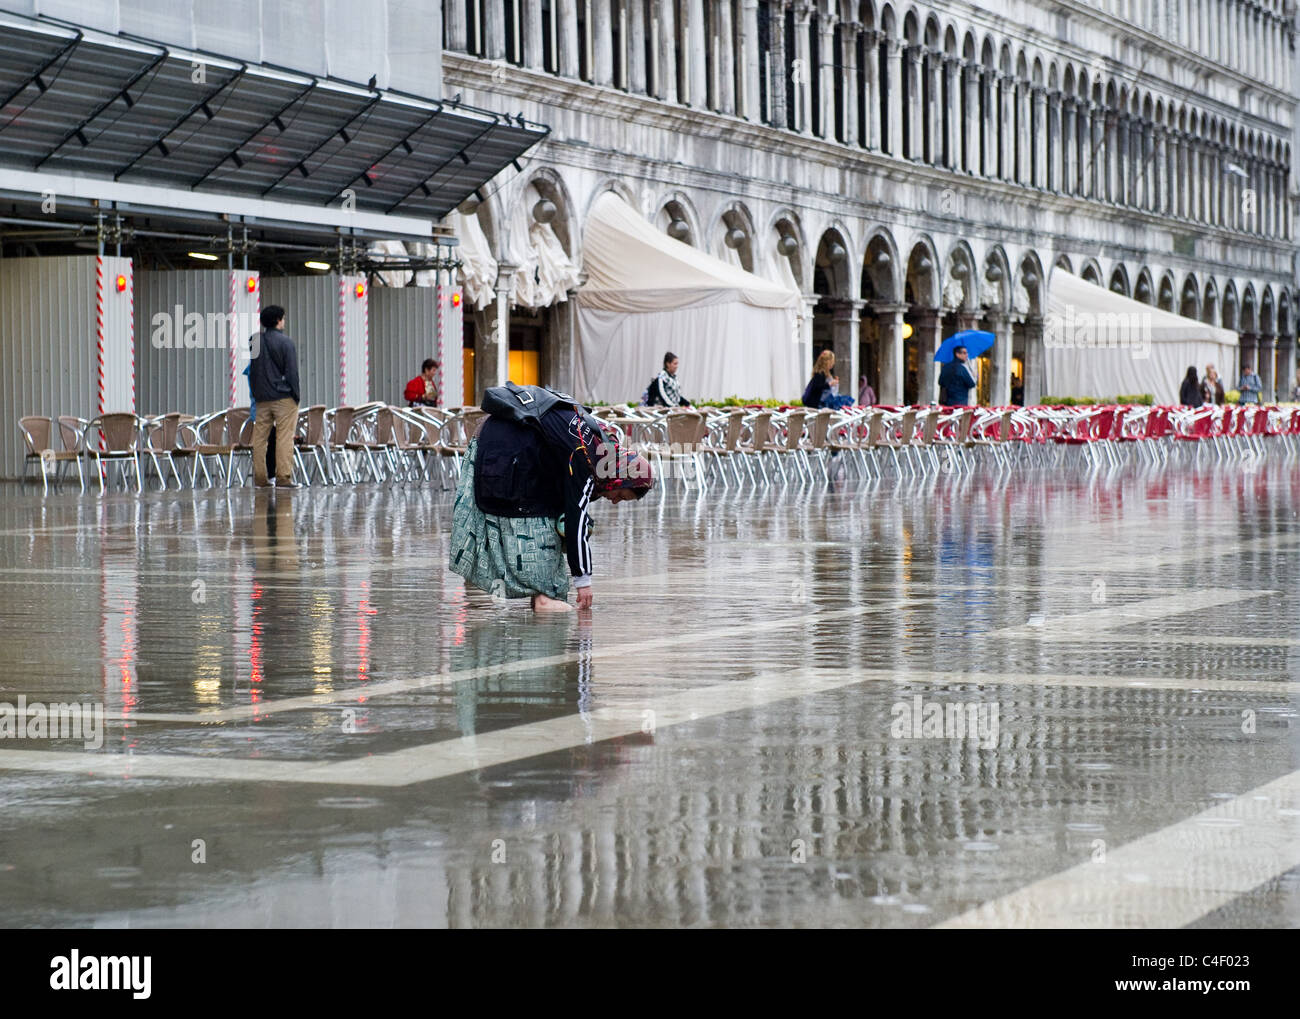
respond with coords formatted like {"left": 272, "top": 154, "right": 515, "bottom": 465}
{"left": 574, "top": 192, "right": 802, "bottom": 403}
{"left": 1044, "top": 271, "right": 1239, "bottom": 403}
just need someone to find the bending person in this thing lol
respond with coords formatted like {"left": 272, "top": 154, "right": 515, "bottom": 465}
{"left": 450, "top": 383, "right": 655, "bottom": 612}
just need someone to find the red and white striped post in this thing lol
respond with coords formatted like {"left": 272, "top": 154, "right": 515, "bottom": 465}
{"left": 338, "top": 275, "right": 348, "bottom": 404}
{"left": 228, "top": 270, "right": 238, "bottom": 407}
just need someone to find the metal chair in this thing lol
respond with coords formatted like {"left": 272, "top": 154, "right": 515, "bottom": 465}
{"left": 18, "top": 415, "right": 84, "bottom": 494}
{"left": 84, "top": 413, "right": 143, "bottom": 494}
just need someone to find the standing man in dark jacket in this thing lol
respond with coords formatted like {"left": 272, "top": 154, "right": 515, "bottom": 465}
{"left": 938, "top": 345, "right": 978, "bottom": 405}
{"left": 248, "top": 305, "right": 301, "bottom": 488}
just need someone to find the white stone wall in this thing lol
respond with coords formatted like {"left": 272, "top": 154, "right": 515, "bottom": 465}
{"left": 443, "top": 0, "right": 1298, "bottom": 402}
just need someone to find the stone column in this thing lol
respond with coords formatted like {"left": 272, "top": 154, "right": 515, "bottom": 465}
{"left": 770, "top": 1, "right": 788, "bottom": 128}
{"left": 998, "top": 73, "right": 1013, "bottom": 180}
{"left": 818, "top": 14, "right": 837, "bottom": 139}
{"left": 793, "top": 5, "right": 813, "bottom": 135}
{"left": 1277, "top": 332, "right": 1298, "bottom": 398}
{"left": 445, "top": 0, "right": 467, "bottom": 51}
{"left": 718, "top": 0, "right": 736, "bottom": 114}
{"left": 547, "top": 288, "right": 579, "bottom": 393}
{"left": 1259, "top": 333, "right": 1277, "bottom": 402}
{"left": 925, "top": 49, "right": 941, "bottom": 164}
{"left": 980, "top": 69, "right": 994, "bottom": 176}
{"left": 524, "top": 0, "right": 544, "bottom": 70}
{"left": 1032, "top": 85, "right": 1047, "bottom": 188}
{"left": 830, "top": 300, "right": 862, "bottom": 402}
{"left": 985, "top": 309, "right": 1014, "bottom": 407}
{"left": 1239, "top": 332, "right": 1259, "bottom": 389}
{"left": 962, "top": 61, "right": 978, "bottom": 172}
{"left": 943, "top": 56, "right": 959, "bottom": 169}
{"left": 887, "top": 38, "right": 904, "bottom": 157}
{"left": 841, "top": 22, "right": 859, "bottom": 145}
{"left": 739, "top": 0, "right": 760, "bottom": 118}
{"left": 863, "top": 30, "right": 880, "bottom": 150}
{"left": 904, "top": 46, "right": 922, "bottom": 160}
{"left": 867, "top": 303, "right": 902, "bottom": 406}
{"left": 1155, "top": 126, "right": 1168, "bottom": 213}
{"left": 629, "top": 0, "right": 647, "bottom": 92}
{"left": 592, "top": 0, "right": 613, "bottom": 85}
{"left": 914, "top": 309, "right": 943, "bottom": 404}
{"left": 686, "top": 0, "right": 707, "bottom": 106}
{"left": 1062, "top": 96, "right": 1077, "bottom": 194}
{"left": 477, "top": 264, "right": 517, "bottom": 401}
{"left": 484, "top": 0, "right": 506, "bottom": 59}
{"left": 657, "top": 0, "right": 678, "bottom": 102}
{"left": 1080, "top": 101, "right": 1095, "bottom": 198}
{"left": 558, "top": 0, "right": 580, "bottom": 77}
{"left": 1015, "top": 80, "right": 1029, "bottom": 184}
{"left": 1022, "top": 316, "right": 1045, "bottom": 406}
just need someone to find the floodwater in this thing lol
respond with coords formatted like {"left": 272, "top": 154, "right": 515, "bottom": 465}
{"left": 0, "top": 459, "right": 1297, "bottom": 928}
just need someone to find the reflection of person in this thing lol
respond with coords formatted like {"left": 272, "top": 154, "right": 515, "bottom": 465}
{"left": 938, "top": 346, "right": 977, "bottom": 405}
{"left": 1238, "top": 363, "right": 1262, "bottom": 404}
{"left": 450, "top": 385, "right": 655, "bottom": 612}
{"left": 648, "top": 352, "right": 691, "bottom": 406}
{"left": 404, "top": 358, "right": 439, "bottom": 407}
{"left": 248, "top": 305, "right": 300, "bottom": 488}
{"left": 1179, "top": 366, "right": 1203, "bottom": 407}
{"left": 1201, "top": 364, "right": 1225, "bottom": 405}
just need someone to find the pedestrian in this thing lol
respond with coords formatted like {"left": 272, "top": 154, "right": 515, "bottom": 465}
{"left": 1238, "top": 362, "right": 1263, "bottom": 404}
{"left": 243, "top": 362, "right": 276, "bottom": 481}
{"left": 1201, "top": 364, "right": 1225, "bottom": 406}
{"left": 247, "top": 304, "right": 301, "bottom": 489}
{"left": 857, "top": 375, "right": 876, "bottom": 407}
{"left": 801, "top": 350, "right": 852, "bottom": 408}
{"left": 450, "top": 383, "right": 655, "bottom": 612}
{"left": 1179, "top": 366, "right": 1203, "bottom": 407}
{"left": 646, "top": 352, "right": 692, "bottom": 407}
{"left": 403, "top": 358, "right": 439, "bottom": 407}
{"left": 937, "top": 345, "right": 978, "bottom": 405}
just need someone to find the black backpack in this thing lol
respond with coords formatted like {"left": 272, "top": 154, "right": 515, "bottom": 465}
{"left": 481, "top": 381, "right": 604, "bottom": 436}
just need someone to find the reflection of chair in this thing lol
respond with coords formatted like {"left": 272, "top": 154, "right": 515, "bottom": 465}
{"left": 19, "top": 415, "right": 84, "bottom": 495}
{"left": 84, "top": 413, "right": 143, "bottom": 494}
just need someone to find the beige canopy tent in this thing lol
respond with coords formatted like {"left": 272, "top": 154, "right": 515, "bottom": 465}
{"left": 575, "top": 192, "right": 802, "bottom": 403}
{"left": 1045, "top": 270, "right": 1239, "bottom": 403}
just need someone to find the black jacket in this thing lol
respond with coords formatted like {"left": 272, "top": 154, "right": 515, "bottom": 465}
{"left": 475, "top": 407, "right": 603, "bottom": 580}
{"left": 802, "top": 373, "right": 830, "bottom": 408}
{"left": 1179, "top": 378, "right": 1203, "bottom": 407}
{"left": 938, "top": 360, "right": 977, "bottom": 405}
{"left": 248, "top": 328, "right": 300, "bottom": 404}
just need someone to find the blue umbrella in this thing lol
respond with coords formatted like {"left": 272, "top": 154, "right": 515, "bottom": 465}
{"left": 934, "top": 329, "right": 995, "bottom": 363}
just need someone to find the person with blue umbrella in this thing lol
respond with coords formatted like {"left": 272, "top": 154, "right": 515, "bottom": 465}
{"left": 935, "top": 330, "right": 994, "bottom": 406}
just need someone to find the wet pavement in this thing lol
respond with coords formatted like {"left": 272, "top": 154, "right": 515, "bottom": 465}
{"left": 0, "top": 461, "right": 1298, "bottom": 928}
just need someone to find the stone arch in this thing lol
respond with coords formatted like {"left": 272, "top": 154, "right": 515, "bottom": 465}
{"left": 1133, "top": 266, "right": 1155, "bottom": 305}
{"left": 981, "top": 244, "right": 1012, "bottom": 311}
{"left": 813, "top": 225, "right": 856, "bottom": 300}
{"left": 519, "top": 167, "right": 579, "bottom": 260}
{"left": 1240, "top": 283, "right": 1258, "bottom": 334}
{"left": 1054, "top": 252, "right": 1073, "bottom": 272}
{"left": 1221, "top": 280, "right": 1240, "bottom": 332}
{"left": 766, "top": 208, "right": 809, "bottom": 292}
{"left": 655, "top": 192, "right": 703, "bottom": 248}
{"left": 1016, "top": 249, "right": 1046, "bottom": 318}
{"left": 712, "top": 200, "right": 758, "bottom": 273}
{"left": 1079, "top": 258, "right": 1103, "bottom": 285}
{"left": 1260, "top": 285, "right": 1276, "bottom": 336}
{"left": 904, "top": 235, "right": 942, "bottom": 308}
{"left": 862, "top": 227, "right": 902, "bottom": 303}
{"left": 944, "top": 240, "right": 980, "bottom": 311}
{"left": 1179, "top": 273, "right": 1200, "bottom": 321}
{"left": 1157, "top": 270, "right": 1177, "bottom": 312}
{"left": 1108, "top": 263, "right": 1131, "bottom": 298}
{"left": 1201, "top": 277, "right": 1220, "bottom": 326}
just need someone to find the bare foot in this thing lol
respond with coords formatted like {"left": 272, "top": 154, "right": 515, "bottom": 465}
{"left": 531, "top": 594, "right": 572, "bottom": 613}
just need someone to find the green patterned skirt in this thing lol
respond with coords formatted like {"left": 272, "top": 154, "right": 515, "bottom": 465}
{"left": 449, "top": 438, "right": 571, "bottom": 601}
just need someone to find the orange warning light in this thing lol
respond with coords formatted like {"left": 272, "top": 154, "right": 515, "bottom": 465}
{"left": 115, "top": 274, "right": 127, "bottom": 293}
{"left": 247, "top": 277, "right": 258, "bottom": 293}
{"left": 355, "top": 282, "right": 366, "bottom": 298}
{"left": 451, "top": 291, "right": 462, "bottom": 308}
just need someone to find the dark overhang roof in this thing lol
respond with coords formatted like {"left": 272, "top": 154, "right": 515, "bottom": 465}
{"left": 0, "top": 10, "right": 548, "bottom": 223}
